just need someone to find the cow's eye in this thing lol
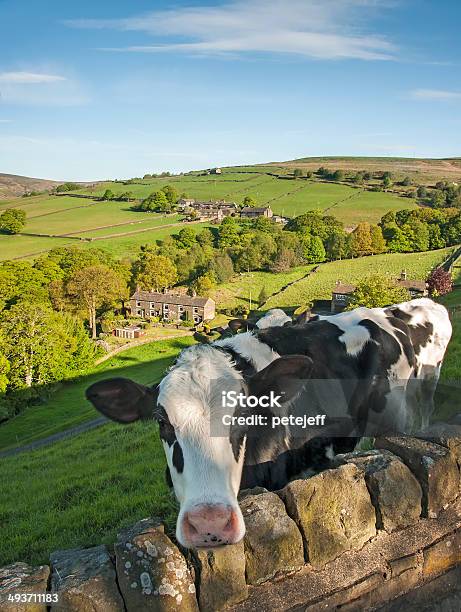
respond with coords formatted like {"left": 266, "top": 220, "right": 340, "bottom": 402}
{"left": 158, "top": 418, "right": 176, "bottom": 445}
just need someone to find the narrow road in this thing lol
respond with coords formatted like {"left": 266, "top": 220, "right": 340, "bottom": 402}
{"left": 0, "top": 416, "right": 108, "bottom": 459}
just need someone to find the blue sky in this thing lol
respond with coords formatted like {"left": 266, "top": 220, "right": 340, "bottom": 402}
{"left": 0, "top": 0, "right": 460, "bottom": 180}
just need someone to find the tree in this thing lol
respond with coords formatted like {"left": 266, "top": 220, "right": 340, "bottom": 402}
{"left": 162, "top": 184, "right": 179, "bottom": 206}
{"left": 382, "top": 176, "right": 393, "bottom": 190}
{"left": 0, "top": 304, "right": 95, "bottom": 389}
{"left": 370, "top": 225, "right": 387, "bottom": 254}
{"left": 347, "top": 274, "right": 409, "bottom": 309}
{"left": 140, "top": 190, "right": 170, "bottom": 212}
{"left": 269, "top": 248, "right": 299, "bottom": 272}
{"left": 383, "top": 223, "right": 412, "bottom": 253}
{"left": 293, "top": 168, "right": 304, "bottom": 178}
{"left": 0, "top": 209, "right": 26, "bottom": 234}
{"left": 242, "top": 195, "right": 257, "bottom": 208}
{"left": 134, "top": 255, "right": 178, "bottom": 295}
{"left": 427, "top": 268, "right": 452, "bottom": 296}
{"left": 325, "top": 230, "right": 348, "bottom": 260}
{"left": 218, "top": 217, "right": 240, "bottom": 248}
{"left": 118, "top": 191, "right": 135, "bottom": 202}
{"left": 430, "top": 189, "right": 446, "bottom": 208}
{"left": 417, "top": 186, "right": 427, "bottom": 199}
{"left": 0, "top": 332, "right": 10, "bottom": 394}
{"left": 197, "top": 228, "right": 214, "bottom": 247}
{"left": 233, "top": 232, "right": 277, "bottom": 272}
{"left": 350, "top": 222, "right": 373, "bottom": 257}
{"left": 258, "top": 286, "right": 269, "bottom": 307}
{"left": 402, "top": 176, "right": 412, "bottom": 186}
{"left": 175, "top": 227, "right": 196, "bottom": 249}
{"left": 428, "top": 224, "right": 446, "bottom": 250}
{"left": 299, "top": 232, "right": 326, "bottom": 263}
{"left": 402, "top": 219, "right": 430, "bottom": 252}
{"left": 190, "top": 272, "right": 215, "bottom": 297}
{"left": 101, "top": 189, "right": 114, "bottom": 201}
{"left": 211, "top": 254, "right": 234, "bottom": 283}
{"left": 332, "top": 169, "right": 345, "bottom": 181}
{"left": 66, "top": 265, "right": 127, "bottom": 339}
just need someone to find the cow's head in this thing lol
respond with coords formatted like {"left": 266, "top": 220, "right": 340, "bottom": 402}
{"left": 86, "top": 344, "right": 312, "bottom": 548}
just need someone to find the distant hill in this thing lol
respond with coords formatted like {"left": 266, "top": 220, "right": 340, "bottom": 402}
{"left": 264, "top": 156, "right": 461, "bottom": 184}
{"left": 0, "top": 173, "right": 61, "bottom": 200}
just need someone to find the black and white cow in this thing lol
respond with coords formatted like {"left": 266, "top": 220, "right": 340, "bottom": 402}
{"left": 86, "top": 299, "right": 451, "bottom": 549}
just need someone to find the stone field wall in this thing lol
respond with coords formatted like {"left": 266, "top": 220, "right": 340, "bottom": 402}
{"left": 1, "top": 417, "right": 461, "bottom": 612}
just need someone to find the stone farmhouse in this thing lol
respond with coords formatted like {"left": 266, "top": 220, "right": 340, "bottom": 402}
{"left": 240, "top": 206, "right": 273, "bottom": 219}
{"left": 331, "top": 271, "right": 428, "bottom": 313}
{"left": 178, "top": 198, "right": 238, "bottom": 222}
{"left": 130, "top": 289, "right": 216, "bottom": 324}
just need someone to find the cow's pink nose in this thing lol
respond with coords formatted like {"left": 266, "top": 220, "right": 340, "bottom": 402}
{"left": 182, "top": 504, "right": 240, "bottom": 547}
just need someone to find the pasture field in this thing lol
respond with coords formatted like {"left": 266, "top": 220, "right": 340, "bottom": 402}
{"left": 264, "top": 248, "right": 455, "bottom": 310}
{"left": 211, "top": 265, "right": 314, "bottom": 310}
{"left": 0, "top": 168, "right": 420, "bottom": 260}
{"left": 77, "top": 222, "right": 213, "bottom": 259}
{"left": 438, "top": 288, "right": 461, "bottom": 382}
{"left": 80, "top": 173, "right": 416, "bottom": 224}
{"left": 0, "top": 337, "right": 194, "bottom": 453}
{"left": 0, "top": 234, "right": 75, "bottom": 260}
{"left": 0, "top": 420, "right": 176, "bottom": 567}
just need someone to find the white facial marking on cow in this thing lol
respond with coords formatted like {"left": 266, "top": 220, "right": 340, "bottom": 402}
{"left": 157, "top": 342, "right": 262, "bottom": 548}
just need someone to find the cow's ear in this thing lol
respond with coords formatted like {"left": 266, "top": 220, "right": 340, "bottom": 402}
{"left": 246, "top": 355, "right": 313, "bottom": 403}
{"left": 228, "top": 319, "right": 256, "bottom": 333}
{"left": 86, "top": 377, "right": 159, "bottom": 423}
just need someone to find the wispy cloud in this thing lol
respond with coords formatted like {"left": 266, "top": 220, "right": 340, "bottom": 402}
{"left": 410, "top": 89, "right": 461, "bottom": 101}
{"left": 0, "top": 69, "right": 88, "bottom": 106}
{"left": 0, "top": 71, "right": 67, "bottom": 84}
{"left": 67, "top": 0, "right": 397, "bottom": 61}
{"left": 0, "top": 119, "right": 13, "bottom": 123}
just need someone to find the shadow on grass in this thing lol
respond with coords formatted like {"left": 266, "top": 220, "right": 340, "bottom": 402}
{"left": 0, "top": 337, "right": 194, "bottom": 451}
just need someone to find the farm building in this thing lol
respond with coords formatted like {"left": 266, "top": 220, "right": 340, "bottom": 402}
{"left": 331, "top": 271, "right": 428, "bottom": 313}
{"left": 130, "top": 289, "right": 216, "bottom": 324}
{"left": 240, "top": 206, "right": 274, "bottom": 219}
{"left": 210, "top": 167, "right": 222, "bottom": 174}
{"left": 113, "top": 325, "right": 144, "bottom": 339}
{"left": 183, "top": 199, "right": 238, "bottom": 221}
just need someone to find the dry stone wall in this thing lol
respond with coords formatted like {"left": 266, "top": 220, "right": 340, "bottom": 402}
{"left": 1, "top": 418, "right": 461, "bottom": 612}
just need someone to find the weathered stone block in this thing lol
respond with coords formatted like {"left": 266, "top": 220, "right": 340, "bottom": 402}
{"left": 389, "top": 552, "right": 421, "bottom": 578}
{"left": 115, "top": 518, "right": 198, "bottom": 612}
{"left": 281, "top": 464, "right": 376, "bottom": 569}
{"left": 423, "top": 531, "right": 461, "bottom": 578}
{"left": 50, "top": 545, "right": 123, "bottom": 612}
{"left": 376, "top": 437, "right": 460, "bottom": 518}
{"left": 417, "top": 422, "right": 461, "bottom": 471}
{"left": 193, "top": 543, "right": 247, "bottom": 612}
{"left": 338, "top": 449, "right": 422, "bottom": 532}
{"left": 303, "top": 572, "right": 384, "bottom": 612}
{"left": 240, "top": 490, "right": 304, "bottom": 584}
{"left": 0, "top": 563, "right": 49, "bottom": 612}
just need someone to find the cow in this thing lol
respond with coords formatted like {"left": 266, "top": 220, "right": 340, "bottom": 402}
{"left": 86, "top": 299, "right": 451, "bottom": 549}
{"left": 292, "top": 298, "right": 452, "bottom": 432}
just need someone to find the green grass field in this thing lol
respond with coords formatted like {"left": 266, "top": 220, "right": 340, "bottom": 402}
{"left": 0, "top": 337, "right": 194, "bottom": 453}
{"left": 264, "top": 248, "right": 454, "bottom": 310}
{"left": 211, "top": 265, "right": 314, "bottom": 309}
{"left": 0, "top": 169, "right": 418, "bottom": 261}
{"left": 0, "top": 420, "right": 177, "bottom": 567}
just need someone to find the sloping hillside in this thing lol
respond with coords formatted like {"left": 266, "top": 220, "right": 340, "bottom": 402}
{"left": 263, "top": 157, "right": 461, "bottom": 184}
{"left": 0, "top": 173, "right": 61, "bottom": 199}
